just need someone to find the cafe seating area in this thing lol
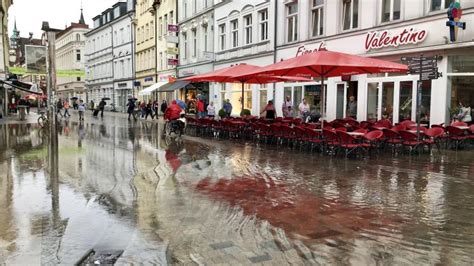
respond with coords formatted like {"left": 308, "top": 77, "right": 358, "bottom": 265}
{"left": 185, "top": 116, "right": 474, "bottom": 157}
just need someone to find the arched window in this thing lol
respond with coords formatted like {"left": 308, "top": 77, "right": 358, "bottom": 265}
{"left": 76, "top": 33, "right": 81, "bottom": 41}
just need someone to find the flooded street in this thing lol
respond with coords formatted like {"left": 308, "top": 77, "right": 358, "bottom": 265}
{"left": 1, "top": 115, "right": 474, "bottom": 265}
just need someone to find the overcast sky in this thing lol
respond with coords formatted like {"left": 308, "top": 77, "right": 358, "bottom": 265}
{"left": 8, "top": 0, "right": 123, "bottom": 39}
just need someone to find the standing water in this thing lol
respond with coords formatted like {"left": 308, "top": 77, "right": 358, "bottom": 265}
{"left": 0, "top": 116, "right": 473, "bottom": 265}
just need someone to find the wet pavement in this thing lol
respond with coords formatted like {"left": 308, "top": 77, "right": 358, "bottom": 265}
{"left": 0, "top": 112, "right": 473, "bottom": 265}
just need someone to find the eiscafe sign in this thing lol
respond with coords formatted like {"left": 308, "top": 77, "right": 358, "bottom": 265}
{"left": 365, "top": 28, "right": 427, "bottom": 51}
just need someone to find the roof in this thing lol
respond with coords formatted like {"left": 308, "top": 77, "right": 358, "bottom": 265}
{"left": 56, "top": 23, "right": 90, "bottom": 39}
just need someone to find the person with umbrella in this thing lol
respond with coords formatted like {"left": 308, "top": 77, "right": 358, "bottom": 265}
{"left": 127, "top": 97, "right": 137, "bottom": 120}
{"left": 98, "top": 98, "right": 107, "bottom": 118}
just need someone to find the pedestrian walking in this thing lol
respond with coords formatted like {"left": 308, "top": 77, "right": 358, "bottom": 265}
{"left": 223, "top": 99, "right": 232, "bottom": 117}
{"left": 152, "top": 100, "right": 159, "bottom": 119}
{"left": 56, "top": 99, "right": 63, "bottom": 117}
{"left": 90, "top": 100, "right": 95, "bottom": 112}
{"left": 207, "top": 102, "right": 216, "bottom": 118}
{"left": 98, "top": 99, "right": 106, "bottom": 118}
{"left": 78, "top": 100, "right": 85, "bottom": 121}
{"left": 144, "top": 100, "right": 153, "bottom": 120}
{"left": 160, "top": 100, "right": 168, "bottom": 117}
{"left": 127, "top": 98, "right": 136, "bottom": 120}
{"left": 63, "top": 101, "right": 71, "bottom": 117}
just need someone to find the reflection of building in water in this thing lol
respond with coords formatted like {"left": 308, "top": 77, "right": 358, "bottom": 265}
{"left": 0, "top": 159, "right": 15, "bottom": 259}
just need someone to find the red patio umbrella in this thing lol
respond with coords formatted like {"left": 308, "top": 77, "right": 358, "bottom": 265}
{"left": 184, "top": 64, "right": 311, "bottom": 112}
{"left": 234, "top": 50, "right": 408, "bottom": 125}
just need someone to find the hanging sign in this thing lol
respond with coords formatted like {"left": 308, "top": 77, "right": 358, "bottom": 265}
{"left": 365, "top": 28, "right": 427, "bottom": 51}
{"left": 168, "top": 24, "right": 179, "bottom": 32}
{"left": 167, "top": 47, "right": 179, "bottom": 55}
{"left": 446, "top": 1, "right": 466, "bottom": 42}
{"left": 168, "top": 58, "right": 179, "bottom": 65}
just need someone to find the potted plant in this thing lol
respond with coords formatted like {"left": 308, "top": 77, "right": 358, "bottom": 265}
{"left": 218, "top": 108, "right": 227, "bottom": 119}
{"left": 240, "top": 109, "right": 251, "bottom": 117}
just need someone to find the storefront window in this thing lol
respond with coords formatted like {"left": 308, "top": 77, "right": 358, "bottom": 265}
{"left": 449, "top": 55, "right": 474, "bottom": 73}
{"left": 259, "top": 89, "right": 267, "bottom": 114}
{"left": 367, "top": 82, "right": 378, "bottom": 121}
{"left": 449, "top": 76, "right": 474, "bottom": 120}
{"left": 382, "top": 82, "right": 394, "bottom": 121}
{"left": 399, "top": 81, "right": 413, "bottom": 121}
{"left": 229, "top": 83, "right": 251, "bottom": 115}
{"left": 294, "top": 86, "right": 303, "bottom": 107}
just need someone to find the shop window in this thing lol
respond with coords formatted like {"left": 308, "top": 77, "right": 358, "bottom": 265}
{"left": 381, "top": 0, "right": 400, "bottom": 22}
{"left": 399, "top": 81, "right": 413, "bottom": 122}
{"left": 286, "top": 2, "right": 298, "bottom": 42}
{"left": 259, "top": 89, "right": 268, "bottom": 114}
{"left": 342, "top": 0, "right": 358, "bottom": 31}
{"left": 311, "top": 0, "right": 324, "bottom": 37}
{"left": 430, "top": 0, "right": 454, "bottom": 12}
{"left": 367, "top": 82, "right": 379, "bottom": 120}
{"left": 449, "top": 76, "right": 474, "bottom": 121}
{"left": 449, "top": 55, "right": 474, "bottom": 73}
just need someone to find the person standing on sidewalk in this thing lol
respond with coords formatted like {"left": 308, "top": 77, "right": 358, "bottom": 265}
{"left": 197, "top": 98, "right": 205, "bottom": 118}
{"left": 160, "top": 100, "right": 168, "bottom": 117}
{"left": 127, "top": 98, "right": 136, "bottom": 120}
{"left": 63, "top": 101, "right": 71, "bottom": 117}
{"left": 152, "top": 99, "right": 159, "bottom": 119}
{"left": 207, "top": 102, "right": 216, "bottom": 118}
{"left": 144, "top": 100, "right": 153, "bottom": 120}
{"left": 78, "top": 100, "right": 85, "bottom": 121}
{"left": 98, "top": 99, "right": 106, "bottom": 118}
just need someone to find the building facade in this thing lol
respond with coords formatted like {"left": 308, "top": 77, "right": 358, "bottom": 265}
{"left": 85, "top": 0, "right": 135, "bottom": 111}
{"left": 0, "top": 0, "right": 12, "bottom": 116}
{"left": 135, "top": 0, "right": 156, "bottom": 100}
{"left": 177, "top": 0, "right": 215, "bottom": 107}
{"left": 271, "top": 0, "right": 474, "bottom": 126}
{"left": 152, "top": 0, "right": 177, "bottom": 103}
{"left": 213, "top": 0, "right": 276, "bottom": 116}
{"left": 56, "top": 11, "right": 89, "bottom": 103}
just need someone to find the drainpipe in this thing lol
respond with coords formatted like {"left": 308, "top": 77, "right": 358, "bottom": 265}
{"left": 272, "top": 1, "right": 278, "bottom": 102}
{"left": 127, "top": 12, "right": 136, "bottom": 100}
{"left": 153, "top": 1, "right": 158, "bottom": 94}
{"left": 109, "top": 23, "right": 115, "bottom": 111}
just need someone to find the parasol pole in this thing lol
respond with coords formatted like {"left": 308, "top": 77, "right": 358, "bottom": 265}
{"left": 241, "top": 81, "right": 244, "bottom": 114}
{"left": 320, "top": 75, "right": 325, "bottom": 130}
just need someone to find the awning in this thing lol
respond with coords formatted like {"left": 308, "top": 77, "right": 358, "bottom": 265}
{"left": 138, "top": 81, "right": 167, "bottom": 96}
{"left": 0, "top": 80, "right": 42, "bottom": 95}
{"left": 159, "top": 80, "right": 194, "bottom": 92}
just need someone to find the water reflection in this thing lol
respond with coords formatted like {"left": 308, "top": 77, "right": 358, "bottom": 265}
{"left": 1, "top": 119, "right": 474, "bottom": 264}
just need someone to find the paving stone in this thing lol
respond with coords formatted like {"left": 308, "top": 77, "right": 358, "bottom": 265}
{"left": 248, "top": 253, "right": 272, "bottom": 263}
{"left": 210, "top": 241, "right": 234, "bottom": 250}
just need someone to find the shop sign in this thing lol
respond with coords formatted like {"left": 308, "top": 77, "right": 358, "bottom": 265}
{"left": 144, "top": 77, "right": 153, "bottom": 82}
{"left": 182, "top": 69, "right": 194, "bottom": 76}
{"left": 167, "top": 47, "right": 179, "bottom": 55}
{"left": 166, "top": 35, "right": 179, "bottom": 44}
{"left": 295, "top": 42, "right": 327, "bottom": 57}
{"left": 446, "top": 2, "right": 466, "bottom": 42}
{"left": 118, "top": 83, "right": 127, "bottom": 87}
{"left": 365, "top": 28, "right": 427, "bottom": 51}
{"left": 158, "top": 74, "right": 170, "bottom": 82}
{"left": 168, "top": 58, "right": 179, "bottom": 65}
{"left": 168, "top": 24, "right": 179, "bottom": 32}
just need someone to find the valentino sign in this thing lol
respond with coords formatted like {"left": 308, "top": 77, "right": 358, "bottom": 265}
{"left": 365, "top": 28, "right": 427, "bottom": 51}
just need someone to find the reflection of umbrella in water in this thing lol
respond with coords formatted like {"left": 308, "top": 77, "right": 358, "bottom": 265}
{"left": 102, "top": 97, "right": 111, "bottom": 100}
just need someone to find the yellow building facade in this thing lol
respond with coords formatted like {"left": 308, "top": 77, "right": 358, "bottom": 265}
{"left": 135, "top": 0, "right": 156, "bottom": 100}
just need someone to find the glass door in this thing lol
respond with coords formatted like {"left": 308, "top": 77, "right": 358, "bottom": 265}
{"left": 367, "top": 82, "right": 379, "bottom": 121}
{"left": 381, "top": 82, "right": 395, "bottom": 122}
{"left": 399, "top": 81, "right": 413, "bottom": 122}
{"left": 336, "top": 84, "right": 345, "bottom": 119}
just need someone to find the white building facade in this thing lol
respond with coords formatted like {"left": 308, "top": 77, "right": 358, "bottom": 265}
{"left": 56, "top": 21, "right": 89, "bottom": 102}
{"left": 272, "top": 0, "right": 474, "bottom": 126}
{"left": 213, "top": 0, "right": 276, "bottom": 115}
{"left": 176, "top": 0, "right": 215, "bottom": 106}
{"left": 85, "top": 0, "right": 135, "bottom": 111}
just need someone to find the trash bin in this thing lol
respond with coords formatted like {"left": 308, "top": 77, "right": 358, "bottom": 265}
{"left": 18, "top": 105, "right": 27, "bottom": 121}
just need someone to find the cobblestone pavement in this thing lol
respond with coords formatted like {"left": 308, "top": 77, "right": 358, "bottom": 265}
{"left": 1, "top": 114, "right": 473, "bottom": 265}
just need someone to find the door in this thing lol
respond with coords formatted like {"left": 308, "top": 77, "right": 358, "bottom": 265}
{"left": 336, "top": 83, "right": 345, "bottom": 119}
{"left": 381, "top": 82, "right": 395, "bottom": 122}
{"left": 367, "top": 82, "right": 379, "bottom": 121}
